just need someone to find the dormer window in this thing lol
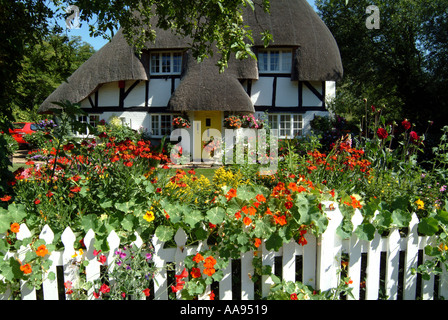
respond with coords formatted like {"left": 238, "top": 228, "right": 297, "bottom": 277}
{"left": 150, "top": 52, "right": 182, "bottom": 75}
{"left": 258, "top": 49, "right": 292, "bottom": 74}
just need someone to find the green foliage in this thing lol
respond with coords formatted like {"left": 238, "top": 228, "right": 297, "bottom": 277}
{"left": 317, "top": 0, "right": 448, "bottom": 130}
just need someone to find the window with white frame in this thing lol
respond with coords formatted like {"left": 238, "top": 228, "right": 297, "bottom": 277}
{"left": 268, "top": 114, "right": 302, "bottom": 138}
{"left": 75, "top": 114, "right": 100, "bottom": 136}
{"left": 150, "top": 52, "right": 182, "bottom": 75}
{"left": 151, "top": 114, "right": 174, "bottom": 137}
{"left": 258, "top": 49, "right": 292, "bottom": 73}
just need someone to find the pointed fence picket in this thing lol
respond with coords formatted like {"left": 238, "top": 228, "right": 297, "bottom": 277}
{"left": 1, "top": 204, "right": 447, "bottom": 300}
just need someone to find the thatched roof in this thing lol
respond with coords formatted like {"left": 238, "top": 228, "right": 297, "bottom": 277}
{"left": 168, "top": 50, "right": 256, "bottom": 112}
{"left": 38, "top": 0, "right": 342, "bottom": 113}
{"left": 246, "top": 0, "right": 343, "bottom": 81}
{"left": 39, "top": 30, "right": 149, "bottom": 113}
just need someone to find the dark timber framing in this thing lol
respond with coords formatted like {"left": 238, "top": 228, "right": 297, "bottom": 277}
{"left": 250, "top": 75, "right": 327, "bottom": 113}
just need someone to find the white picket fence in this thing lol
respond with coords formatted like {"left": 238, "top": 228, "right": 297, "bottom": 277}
{"left": 1, "top": 202, "right": 447, "bottom": 300}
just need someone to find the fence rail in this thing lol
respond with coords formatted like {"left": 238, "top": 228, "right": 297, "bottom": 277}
{"left": 1, "top": 203, "right": 447, "bottom": 300}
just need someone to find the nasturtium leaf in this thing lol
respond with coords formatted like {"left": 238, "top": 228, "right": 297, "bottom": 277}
{"left": 235, "top": 185, "right": 256, "bottom": 201}
{"left": 355, "top": 223, "right": 376, "bottom": 241}
{"left": 155, "top": 225, "right": 175, "bottom": 242}
{"left": 265, "top": 232, "right": 283, "bottom": 251}
{"left": 418, "top": 217, "right": 439, "bottom": 236}
{"left": 121, "top": 214, "right": 137, "bottom": 231}
{"left": 254, "top": 220, "right": 273, "bottom": 238}
{"left": 435, "top": 210, "right": 448, "bottom": 225}
{"left": 114, "top": 201, "right": 135, "bottom": 213}
{"left": 336, "top": 219, "right": 353, "bottom": 240}
{"left": 391, "top": 209, "right": 411, "bottom": 228}
{"left": 184, "top": 210, "right": 203, "bottom": 227}
{"left": 206, "top": 207, "right": 226, "bottom": 225}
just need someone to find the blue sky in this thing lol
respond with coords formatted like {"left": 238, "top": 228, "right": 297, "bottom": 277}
{"left": 63, "top": 0, "right": 317, "bottom": 50}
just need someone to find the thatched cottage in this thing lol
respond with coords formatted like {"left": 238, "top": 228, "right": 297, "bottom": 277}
{"left": 39, "top": 0, "right": 342, "bottom": 161}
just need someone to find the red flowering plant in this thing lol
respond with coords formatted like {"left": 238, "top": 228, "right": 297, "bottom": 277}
{"left": 177, "top": 252, "right": 225, "bottom": 299}
{"left": 172, "top": 115, "right": 191, "bottom": 129}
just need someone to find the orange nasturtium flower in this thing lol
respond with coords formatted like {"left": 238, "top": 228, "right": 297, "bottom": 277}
{"left": 20, "top": 263, "right": 32, "bottom": 274}
{"left": 10, "top": 223, "right": 20, "bottom": 233}
{"left": 225, "top": 188, "right": 237, "bottom": 200}
{"left": 192, "top": 253, "right": 204, "bottom": 263}
{"left": 255, "top": 194, "right": 266, "bottom": 203}
{"left": 243, "top": 216, "right": 252, "bottom": 226}
{"left": 36, "top": 244, "right": 49, "bottom": 257}
{"left": 254, "top": 238, "right": 262, "bottom": 248}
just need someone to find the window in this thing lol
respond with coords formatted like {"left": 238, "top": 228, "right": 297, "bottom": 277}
{"left": 150, "top": 52, "right": 182, "bottom": 75}
{"left": 268, "top": 114, "right": 302, "bottom": 138}
{"left": 151, "top": 114, "right": 175, "bottom": 136}
{"left": 258, "top": 49, "right": 292, "bottom": 73}
{"left": 74, "top": 114, "right": 100, "bottom": 136}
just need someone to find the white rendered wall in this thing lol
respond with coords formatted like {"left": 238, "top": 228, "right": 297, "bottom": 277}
{"left": 250, "top": 77, "right": 273, "bottom": 106}
{"left": 276, "top": 78, "right": 298, "bottom": 107}
{"left": 147, "top": 79, "right": 173, "bottom": 107}
{"left": 97, "top": 82, "right": 120, "bottom": 107}
{"left": 302, "top": 81, "right": 323, "bottom": 107}
{"left": 124, "top": 81, "right": 146, "bottom": 108}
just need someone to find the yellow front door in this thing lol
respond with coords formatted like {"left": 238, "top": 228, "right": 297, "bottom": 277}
{"left": 192, "top": 111, "right": 222, "bottom": 162}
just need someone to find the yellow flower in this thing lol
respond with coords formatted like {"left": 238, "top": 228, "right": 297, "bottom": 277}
{"left": 415, "top": 199, "right": 424, "bottom": 210}
{"left": 144, "top": 210, "right": 155, "bottom": 223}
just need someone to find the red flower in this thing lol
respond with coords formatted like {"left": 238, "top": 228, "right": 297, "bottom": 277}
{"left": 142, "top": 288, "right": 150, "bottom": 297}
{"left": 63, "top": 143, "right": 74, "bottom": 151}
{"left": 98, "top": 254, "right": 107, "bottom": 264}
{"left": 124, "top": 161, "right": 133, "bottom": 167}
{"left": 34, "top": 198, "right": 41, "bottom": 205}
{"left": 190, "top": 267, "right": 201, "bottom": 278}
{"left": 99, "top": 283, "right": 110, "bottom": 294}
{"left": 410, "top": 131, "right": 419, "bottom": 143}
{"left": 376, "top": 127, "right": 388, "bottom": 140}
{"left": 1, "top": 195, "right": 11, "bottom": 202}
{"left": 298, "top": 236, "right": 308, "bottom": 246}
{"left": 70, "top": 186, "right": 81, "bottom": 193}
{"left": 285, "top": 201, "right": 293, "bottom": 210}
{"left": 290, "top": 293, "right": 298, "bottom": 300}
{"left": 401, "top": 119, "right": 411, "bottom": 130}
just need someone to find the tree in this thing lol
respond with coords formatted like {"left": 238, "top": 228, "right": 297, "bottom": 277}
{"left": 12, "top": 34, "right": 95, "bottom": 121}
{"left": 58, "top": 0, "right": 271, "bottom": 68}
{"left": 316, "top": 0, "right": 448, "bottom": 130}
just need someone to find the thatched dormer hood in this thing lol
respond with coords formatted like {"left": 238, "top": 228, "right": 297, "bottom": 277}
{"left": 39, "top": 0, "right": 342, "bottom": 114}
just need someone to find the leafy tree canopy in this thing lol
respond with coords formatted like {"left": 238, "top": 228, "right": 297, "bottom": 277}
{"left": 316, "top": 0, "right": 448, "bottom": 131}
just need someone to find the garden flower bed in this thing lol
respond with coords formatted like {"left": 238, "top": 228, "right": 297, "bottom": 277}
{"left": 0, "top": 104, "right": 447, "bottom": 300}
